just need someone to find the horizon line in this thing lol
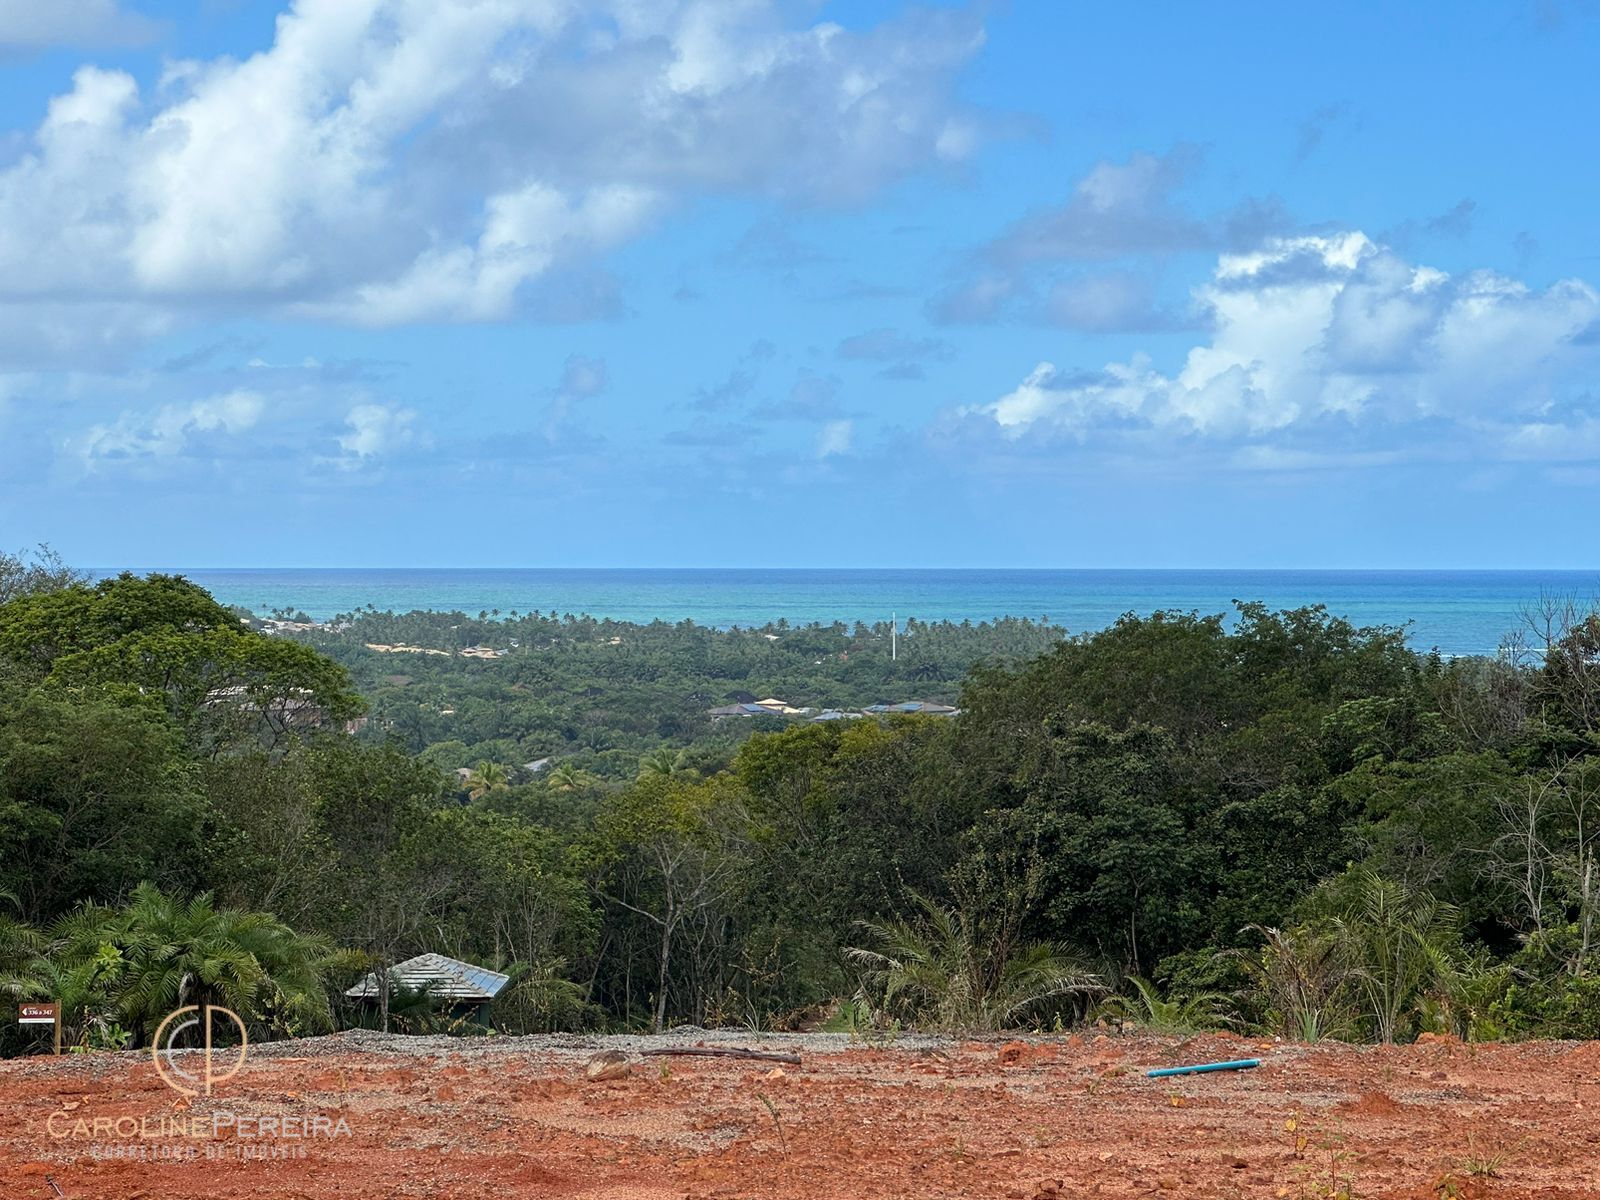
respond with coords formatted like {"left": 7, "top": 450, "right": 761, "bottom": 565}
{"left": 90, "top": 565, "right": 1600, "bottom": 574}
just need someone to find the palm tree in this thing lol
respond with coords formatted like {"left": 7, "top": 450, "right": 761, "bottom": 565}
{"left": 352, "top": 980, "right": 446, "bottom": 1034}
{"left": 495, "top": 958, "right": 587, "bottom": 1033}
{"left": 1095, "top": 975, "right": 1232, "bottom": 1035}
{"left": 846, "top": 892, "right": 1099, "bottom": 1032}
{"left": 0, "top": 903, "right": 43, "bottom": 998}
{"left": 1330, "top": 871, "right": 1459, "bottom": 1044}
{"left": 547, "top": 762, "right": 596, "bottom": 793}
{"left": 638, "top": 747, "right": 689, "bottom": 780}
{"left": 51, "top": 883, "right": 349, "bottom": 1045}
{"left": 1236, "top": 923, "right": 1353, "bottom": 1043}
{"left": 464, "top": 760, "right": 510, "bottom": 799}
{"left": 11, "top": 943, "right": 126, "bottom": 1050}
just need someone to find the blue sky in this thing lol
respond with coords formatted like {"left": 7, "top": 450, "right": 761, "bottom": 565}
{"left": 1, "top": 0, "right": 1597, "bottom": 568}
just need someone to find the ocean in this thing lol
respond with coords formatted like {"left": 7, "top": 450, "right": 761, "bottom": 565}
{"left": 93, "top": 568, "right": 1600, "bottom": 658}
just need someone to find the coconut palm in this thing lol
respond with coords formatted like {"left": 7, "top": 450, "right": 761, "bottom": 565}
{"left": 846, "top": 891, "right": 1098, "bottom": 1032}
{"left": 464, "top": 760, "right": 510, "bottom": 799}
{"left": 638, "top": 747, "right": 690, "bottom": 780}
{"left": 547, "top": 762, "right": 596, "bottom": 793}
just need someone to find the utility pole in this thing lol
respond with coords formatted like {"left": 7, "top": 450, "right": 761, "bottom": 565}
{"left": 891, "top": 612, "right": 897, "bottom": 661}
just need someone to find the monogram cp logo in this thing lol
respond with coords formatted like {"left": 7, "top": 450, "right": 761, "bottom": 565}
{"left": 150, "top": 1005, "right": 249, "bottom": 1097}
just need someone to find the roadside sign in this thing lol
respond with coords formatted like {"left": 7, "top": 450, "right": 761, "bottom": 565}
{"left": 19, "top": 1002, "right": 61, "bottom": 1054}
{"left": 19, "top": 1003, "right": 57, "bottom": 1025}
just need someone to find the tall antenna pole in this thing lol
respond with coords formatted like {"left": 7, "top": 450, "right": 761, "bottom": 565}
{"left": 891, "top": 612, "right": 897, "bottom": 661}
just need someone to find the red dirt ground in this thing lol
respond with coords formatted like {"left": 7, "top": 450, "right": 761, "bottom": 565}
{"left": 5, "top": 1030, "right": 1600, "bottom": 1198}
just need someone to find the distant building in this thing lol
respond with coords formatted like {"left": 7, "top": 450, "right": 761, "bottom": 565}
{"left": 711, "top": 697, "right": 958, "bottom": 721}
{"left": 204, "top": 683, "right": 328, "bottom": 732}
{"left": 345, "top": 953, "right": 510, "bottom": 1025}
{"left": 708, "top": 697, "right": 813, "bottom": 718}
{"left": 524, "top": 758, "right": 552, "bottom": 773}
{"left": 755, "top": 697, "right": 808, "bottom": 715}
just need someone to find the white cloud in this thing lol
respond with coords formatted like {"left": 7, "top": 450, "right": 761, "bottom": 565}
{"left": 1496, "top": 417, "right": 1600, "bottom": 463}
{"left": 0, "top": 0, "right": 156, "bottom": 49}
{"left": 78, "top": 390, "right": 264, "bottom": 464}
{"left": 337, "top": 402, "right": 415, "bottom": 463}
{"left": 0, "top": 0, "right": 982, "bottom": 331}
{"left": 975, "top": 233, "right": 1600, "bottom": 450}
{"left": 302, "top": 183, "right": 660, "bottom": 325}
{"left": 816, "top": 419, "right": 853, "bottom": 458}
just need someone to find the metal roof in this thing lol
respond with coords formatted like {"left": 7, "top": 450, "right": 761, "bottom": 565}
{"left": 345, "top": 953, "right": 510, "bottom": 1001}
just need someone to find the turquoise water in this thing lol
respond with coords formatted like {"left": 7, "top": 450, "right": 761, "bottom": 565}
{"left": 95, "top": 568, "right": 1600, "bottom": 657}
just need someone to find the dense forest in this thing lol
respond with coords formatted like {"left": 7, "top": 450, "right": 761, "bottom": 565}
{"left": 5, "top": 546, "right": 1600, "bottom": 1055}
{"left": 280, "top": 603, "right": 1064, "bottom": 779}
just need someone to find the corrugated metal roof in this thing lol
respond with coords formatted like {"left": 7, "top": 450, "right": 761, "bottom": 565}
{"left": 345, "top": 953, "right": 510, "bottom": 1001}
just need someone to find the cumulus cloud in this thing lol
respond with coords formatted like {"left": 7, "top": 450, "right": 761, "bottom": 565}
{"left": 971, "top": 232, "right": 1600, "bottom": 458}
{"left": 78, "top": 390, "right": 264, "bottom": 465}
{"left": 0, "top": 0, "right": 983, "bottom": 333}
{"left": 0, "top": 0, "right": 156, "bottom": 49}
{"left": 337, "top": 403, "right": 416, "bottom": 464}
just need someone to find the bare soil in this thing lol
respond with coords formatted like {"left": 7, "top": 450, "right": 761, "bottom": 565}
{"left": 4, "top": 1028, "right": 1600, "bottom": 1198}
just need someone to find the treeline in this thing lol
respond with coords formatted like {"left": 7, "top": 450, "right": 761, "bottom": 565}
{"left": 4, "top": 549, "right": 1600, "bottom": 1052}
{"left": 286, "top": 605, "right": 1063, "bottom": 777}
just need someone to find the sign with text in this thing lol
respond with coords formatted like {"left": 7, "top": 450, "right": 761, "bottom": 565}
{"left": 19, "top": 1002, "right": 58, "bottom": 1025}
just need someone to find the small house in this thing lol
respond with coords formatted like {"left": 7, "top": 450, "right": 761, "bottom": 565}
{"left": 346, "top": 953, "right": 510, "bottom": 1025}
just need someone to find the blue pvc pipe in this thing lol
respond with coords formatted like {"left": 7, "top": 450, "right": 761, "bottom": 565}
{"left": 1146, "top": 1058, "right": 1260, "bottom": 1078}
